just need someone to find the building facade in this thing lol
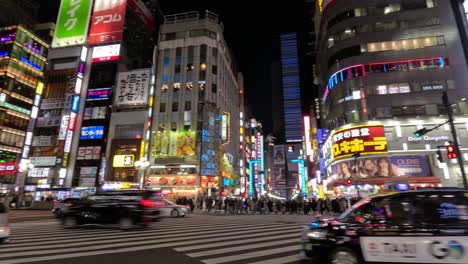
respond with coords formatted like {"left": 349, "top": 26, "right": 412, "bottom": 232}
{"left": 0, "top": 25, "right": 49, "bottom": 193}
{"left": 316, "top": 0, "right": 468, "bottom": 194}
{"left": 148, "top": 11, "right": 241, "bottom": 199}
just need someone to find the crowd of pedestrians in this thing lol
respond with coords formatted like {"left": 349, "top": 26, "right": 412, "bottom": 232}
{"left": 176, "top": 195, "right": 363, "bottom": 215}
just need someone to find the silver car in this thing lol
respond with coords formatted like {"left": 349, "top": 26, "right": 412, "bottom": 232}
{"left": 155, "top": 199, "right": 190, "bottom": 218}
{"left": 0, "top": 202, "right": 9, "bottom": 244}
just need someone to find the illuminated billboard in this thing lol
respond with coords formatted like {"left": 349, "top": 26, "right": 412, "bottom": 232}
{"left": 113, "top": 154, "right": 134, "bottom": 168}
{"left": 92, "top": 44, "right": 121, "bottom": 62}
{"left": 322, "top": 124, "right": 388, "bottom": 163}
{"left": 89, "top": 0, "right": 127, "bottom": 45}
{"left": 80, "top": 126, "right": 105, "bottom": 140}
{"left": 52, "top": 0, "right": 93, "bottom": 48}
{"left": 87, "top": 88, "right": 112, "bottom": 101}
{"left": 115, "top": 69, "right": 150, "bottom": 106}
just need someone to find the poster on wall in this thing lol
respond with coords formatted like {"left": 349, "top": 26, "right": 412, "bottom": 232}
{"left": 88, "top": 0, "right": 127, "bottom": 45}
{"left": 147, "top": 175, "right": 199, "bottom": 187}
{"left": 273, "top": 145, "right": 285, "bottom": 165}
{"left": 115, "top": 69, "right": 150, "bottom": 106}
{"left": 52, "top": 0, "right": 93, "bottom": 48}
{"left": 151, "top": 131, "right": 196, "bottom": 158}
{"left": 331, "top": 155, "right": 432, "bottom": 179}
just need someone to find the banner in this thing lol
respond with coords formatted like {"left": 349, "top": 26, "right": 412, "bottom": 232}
{"left": 332, "top": 155, "right": 432, "bottom": 179}
{"left": 273, "top": 145, "right": 285, "bottom": 165}
{"left": 115, "top": 69, "right": 150, "bottom": 106}
{"left": 89, "top": 0, "right": 127, "bottom": 45}
{"left": 147, "top": 175, "right": 199, "bottom": 187}
{"left": 52, "top": 0, "right": 93, "bottom": 48}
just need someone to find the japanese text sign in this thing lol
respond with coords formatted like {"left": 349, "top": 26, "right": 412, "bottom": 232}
{"left": 89, "top": 0, "right": 127, "bottom": 45}
{"left": 113, "top": 155, "right": 134, "bottom": 168}
{"left": 52, "top": 0, "right": 93, "bottom": 48}
{"left": 92, "top": 44, "right": 121, "bottom": 62}
{"left": 115, "top": 69, "right": 150, "bottom": 106}
{"left": 330, "top": 125, "right": 387, "bottom": 161}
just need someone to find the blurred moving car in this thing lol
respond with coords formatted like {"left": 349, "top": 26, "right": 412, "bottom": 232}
{"left": 0, "top": 202, "right": 9, "bottom": 244}
{"left": 154, "top": 199, "right": 190, "bottom": 218}
{"left": 52, "top": 198, "right": 80, "bottom": 218}
{"left": 60, "top": 191, "right": 159, "bottom": 230}
{"left": 301, "top": 189, "right": 468, "bottom": 264}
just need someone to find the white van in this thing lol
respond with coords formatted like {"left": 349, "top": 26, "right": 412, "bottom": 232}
{"left": 0, "top": 202, "right": 9, "bottom": 243}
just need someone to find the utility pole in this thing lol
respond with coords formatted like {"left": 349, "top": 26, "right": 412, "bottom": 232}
{"left": 443, "top": 92, "right": 468, "bottom": 190}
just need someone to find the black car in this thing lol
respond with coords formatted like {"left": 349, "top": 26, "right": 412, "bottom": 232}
{"left": 61, "top": 191, "right": 159, "bottom": 230}
{"left": 301, "top": 189, "right": 468, "bottom": 264}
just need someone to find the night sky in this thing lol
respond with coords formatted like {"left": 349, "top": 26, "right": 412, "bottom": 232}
{"left": 37, "top": 0, "right": 306, "bottom": 133}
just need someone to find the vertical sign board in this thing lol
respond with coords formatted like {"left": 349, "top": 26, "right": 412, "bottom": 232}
{"left": 88, "top": 0, "right": 127, "bottom": 45}
{"left": 115, "top": 69, "right": 150, "bottom": 106}
{"left": 52, "top": 0, "right": 93, "bottom": 48}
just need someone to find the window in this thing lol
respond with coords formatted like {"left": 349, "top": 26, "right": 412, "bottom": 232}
{"left": 115, "top": 124, "right": 144, "bottom": 139}
{"left": 173, "top": 83, "right": 180, "bottom": 93}
{"left": 212, "top": 65, "right": 218, "bottom": 75}
{"left": 355, "top": 8, "right": 367, "bottom": 17}
{"left": 161, "top": 85, "right": 168, "bottom": 93}
{"left": 185, "top": 101, "right": 191, "bottom": 111}
{"left": 172, "top": 102, "right": 178, "bottom": 112}
{"left": 186, "top": 82, "right": 193, "bottom": 91}
{"left": 159, "top": 103, "right": 166, "bottom": 112}
{"left": 171, "top": 122, "right": 177, "bottom": 131}
{"left": 411, "top": 193, "right": 468, "bottom": 226}
{"left": 338, "top": 199, "right": 375, "bottom": 223}
{"left": 212, "top": 84, "right": 217, "bottom": 93}
{"left": 165, "top": 33, "right": 176, "bottom": 40}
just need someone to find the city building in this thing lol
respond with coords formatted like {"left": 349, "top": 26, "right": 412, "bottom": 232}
{"left": 0, "top": 24, "right": 49, "bottom": 193}
{"left": 25, "top": 0, "right": 161, "bottom": 199}
{"left": 148, "top": 11, "right": 241, "bottom": 199}
{"left": 315, "top": 0, "right": 468, "bottom": 195}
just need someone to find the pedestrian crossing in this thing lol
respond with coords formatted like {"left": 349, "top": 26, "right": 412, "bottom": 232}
{"left": 1, "top": 215, "right": 306, "bottom": 264}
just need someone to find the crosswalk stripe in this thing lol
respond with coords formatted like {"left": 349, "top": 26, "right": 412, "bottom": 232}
{"left": 0, "top": 229, "right": 301, "bottom": 264}
{"left": 247, "top": 254, "right": 301, "bottom": 264}
{"left": 0, "top": 226, "right": 300, "bottom": 257}
{"left": 9, "top": 221, "right": 286, "bottom": 241}
{"left": 174, "top": 233, "right": 299, "bottom": 252}
{"left": 201, "top": 245, "right": 302, "bottom": 264}
{"left": 1, "top": 223, "right": 296, "bottom": 249}
{"left": 186, "top": 238, "right": 300, "bottom": 258}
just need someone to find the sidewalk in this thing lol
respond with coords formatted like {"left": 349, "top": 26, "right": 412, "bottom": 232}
{"left": 8, "top": 209, "right": 54, "bottom": 223}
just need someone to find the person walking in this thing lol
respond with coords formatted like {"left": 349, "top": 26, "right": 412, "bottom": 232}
{"left": 188, "top": 198, "right": 195, "bottom": 213}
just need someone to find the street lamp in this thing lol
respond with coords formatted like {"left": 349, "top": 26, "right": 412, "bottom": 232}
{"left": 134, "top": 157, "right": 150, "bottom": 189}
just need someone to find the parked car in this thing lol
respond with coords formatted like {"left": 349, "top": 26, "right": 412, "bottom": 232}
{"left": 154, "top": 199, "right": 190, "bottom": 218}
{"left": 60, "top": 193, "right": 159, "bottom": 230}
{"left": 0, "top": 202, "right": 9, "bottom": 244}
{"left": 301, "top": 189, "right": 468, "bottom": 264}
{"left": 52, "top": 198, "right": 80, "bottom": 218}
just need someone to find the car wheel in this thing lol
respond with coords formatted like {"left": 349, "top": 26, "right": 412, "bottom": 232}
{"left": 63, "top": 216, "right": 77, "bottom": 229}
{"left": 330, "top": 247, "right": 360, "bottom": 264}
{"left": 170, "top": 209, "right": 180, "bottom": 217}
{"left": 119, "top": 217, "right": 133, "bottom": 230}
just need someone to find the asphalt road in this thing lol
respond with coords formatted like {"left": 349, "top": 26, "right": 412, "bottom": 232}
{"left": 1, "top": 213, "right": 316, "bottom": 264}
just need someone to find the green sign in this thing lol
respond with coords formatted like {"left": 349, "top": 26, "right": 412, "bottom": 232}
{"left": 52, "top": 0, "right": 93, "bottom": 48}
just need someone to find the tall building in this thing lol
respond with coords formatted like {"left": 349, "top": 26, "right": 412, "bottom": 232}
{"left": 148, "top": 11, "right": 241, "bottom": 199}
{"left": 280, "top": 33, "right": 304, "bottom": 143}
{"left": 0, "top": 24, "right": 49, "bottom": 192}
{"left": 25, "top": 0, "right": 161, "bottom": 199}
{"left": 0, "top": 0, "right": 39, "bottom": 26}
{"left": 316, "top": 0, "right": 468, "bottom": 193}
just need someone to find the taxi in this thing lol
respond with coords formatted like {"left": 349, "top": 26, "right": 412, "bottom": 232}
{"left": 301, "top": 189, "right": 468, "bottom": 264}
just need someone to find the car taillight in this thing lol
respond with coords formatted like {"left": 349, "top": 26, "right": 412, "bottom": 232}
{"left": 140, "top": 199, "right": 156, "bottom": 207}
{"left": 53, "top": 202, "right": 59, "bottom": 207}
{"left": 0, "top": 227, "right": 8, "bottom": 233}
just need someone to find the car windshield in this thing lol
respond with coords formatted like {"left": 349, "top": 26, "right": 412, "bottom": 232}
{"left": 337, "top": 198, "right": 372, "bottom": 221}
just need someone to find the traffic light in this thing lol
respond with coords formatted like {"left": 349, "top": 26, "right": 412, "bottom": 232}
{"left": 436, "top": 149, "right": 443, "bottom": 163}
{"left": 446, "top": 145, "right": 457, "bottom": 159}
{"left": 346, "top": 179, "right": 352, "bottom": 187}
{"left": 414, "top": 128, "right": 429, "bottom": 137}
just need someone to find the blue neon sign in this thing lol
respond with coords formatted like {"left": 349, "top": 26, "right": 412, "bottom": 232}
{"left": 71, "top": 94, "right": 80, "bottom": 112}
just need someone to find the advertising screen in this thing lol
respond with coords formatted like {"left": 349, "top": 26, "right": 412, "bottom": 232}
{"left": 87, "top": 88, "right": 112, "bottom": 101}
{"left": 92, "top": 44, "right": 121, "bottom": 62}
{"left": 88, "top": 0, "right": 127, "bottom": 45}
{"left": 52, "top": 0, "right": 93, "bottom": 48}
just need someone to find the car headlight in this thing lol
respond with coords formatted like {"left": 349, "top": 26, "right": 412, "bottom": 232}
{"left": 306, "top": 231, "right": 328, "bottom": 239}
